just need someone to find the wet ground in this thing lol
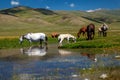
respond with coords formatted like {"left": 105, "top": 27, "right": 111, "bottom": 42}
{"left": 0, "top": 44, "right": 120, "bottom": 80}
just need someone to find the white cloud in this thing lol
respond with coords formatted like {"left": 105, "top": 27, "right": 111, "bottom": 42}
{"left": 11, "top": 0, "right": 19, "bottom": 6}
{"left": 70, "top": 3, "right": 75, "bottom": 8}
{"left": 86, "top": 8, "right": 102, "bottom": 12}
{"left": 46, "top": 6, "right": 50, "bottom": 9}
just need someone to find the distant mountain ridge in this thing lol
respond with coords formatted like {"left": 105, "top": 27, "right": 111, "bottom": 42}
{"left": 0, "top": 6, "right": 120, "bottom": 25}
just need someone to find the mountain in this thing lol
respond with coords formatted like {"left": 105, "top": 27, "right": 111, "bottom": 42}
{"left": 0, "top": 6, "right": 120, "bottom": 36}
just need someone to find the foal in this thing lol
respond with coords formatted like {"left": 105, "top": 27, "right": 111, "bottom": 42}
{"left": 58, "top": 34, "right": 76, "bottom": 46}
{"left": 51, "top": 32, "right": 59, "bottom": 38}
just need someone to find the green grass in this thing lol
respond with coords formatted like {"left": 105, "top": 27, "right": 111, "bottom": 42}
{"left": 0, "top": 32, "right": 120, "bottom": 49}
{"left": 0, "top": 37, "right": 57, "bottom": 49}
{"left": 0, "top": 7, "right": 120, "bottom": 49}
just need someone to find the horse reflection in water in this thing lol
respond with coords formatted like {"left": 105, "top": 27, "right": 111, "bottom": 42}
{"left": 58, "top": 49, "right": 72, "bottom": 56}
{"left": 20, "top": 45, "right": 48, "bottom": 56}
{"left": 81, "top": 53, "right": 97, "bottom": 62}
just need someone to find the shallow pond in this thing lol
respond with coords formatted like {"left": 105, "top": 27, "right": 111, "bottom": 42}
{"left": 0, "top": 44, "right": 120, "bottom": 80}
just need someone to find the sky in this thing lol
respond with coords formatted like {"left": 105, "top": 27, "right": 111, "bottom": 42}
{"left": 0, "top": 0, "right": 120, "bottom": 11}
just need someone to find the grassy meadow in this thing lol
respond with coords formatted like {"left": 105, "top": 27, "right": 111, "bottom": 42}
{"left": 0, "top": 22, "right": 120, "bottom": 49}
{"left": 0, "top": 6, "right": 120, "bottom": 49}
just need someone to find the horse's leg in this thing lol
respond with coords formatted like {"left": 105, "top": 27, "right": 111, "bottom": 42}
{"left": 90, "top": 34, "right": 92, "bottom": 40}
{"left": 105, "top": 32, "right": 107, "bottom": 37}
{"left": 104, "top": 31, "right": 107, "bottom": 37}
{"left": 77, "top": 32, "right": 80, "bottom": 38}
{"left": 28, "top": 40, "right": 32, "bottom": 45}
{"left": 87, "top": 32, "right": 92, "bottom": 40}
{"left": 103, "top": 31, "right": 106, "bottom": 37}
{"left": 82, "top": 32, "right": 85, "bottom": 37}
{"left": 59, "top": 38, "right": 64, "bottom": 46}
{"left": 39, "top": 39, "right": 42, "bottom": 46}
{"left": 67, "top": 37, "right": 70, "bottom": 43}
{"left": 86, "top": 33, "right": 89, "bottom": 40}
{"left": 87, "top": 32, "right": 91, "bottom": 40}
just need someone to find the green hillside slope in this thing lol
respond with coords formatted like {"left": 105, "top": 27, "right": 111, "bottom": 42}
{"left": 0, "top": 6, "right": 120, "bottom": 37}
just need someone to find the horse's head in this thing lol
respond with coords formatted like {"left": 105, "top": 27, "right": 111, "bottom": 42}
{"left": 19, "top": 35, "right": 24, "bottom": 44}
{"left": 71, "top": 36, "right": 76, "bottom": 43}
{"left": 73, "top": 37, "right": 76, "bottom": 42}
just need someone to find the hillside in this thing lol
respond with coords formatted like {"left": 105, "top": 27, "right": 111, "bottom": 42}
{"left": 0, "top": 6, "right": 120, "bottom": 36}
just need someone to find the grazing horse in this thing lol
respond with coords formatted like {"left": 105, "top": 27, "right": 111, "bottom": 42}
{"left": 77, "top": 26, "right": 87, "bottom": 38}
{"left": 51, "top": 32, "right": 59, "bottom": 38}
{"left": 19, "top": 33, "right": 48, "bottom": 45}
{"left": 98, "top": 23, "right": 108, "bottom": 37}
{"left": 86, "top": 23, "right": 95, "bottom": 40}
{"left": 58, "top": 34, "right": 76, "bottom": 46}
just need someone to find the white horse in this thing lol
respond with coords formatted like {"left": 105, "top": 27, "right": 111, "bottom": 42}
{"left": 19, "top": 33, "right": 48, "bottom": 45}
{"left": 58, "top": 34, "right": 76, "bottom": 46}
{"left": 20, "top": 45, "right": 47, "bottom": 56}
{"left": 98, "top": 23, "right": 109, "bottom": 37}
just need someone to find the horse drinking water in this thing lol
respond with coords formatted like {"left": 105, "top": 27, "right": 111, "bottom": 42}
{"left": 58, "top": 34, "right": 76, "bottom": 46}
{"left": 19, "top": 33, "right": 48, "bottom": 45}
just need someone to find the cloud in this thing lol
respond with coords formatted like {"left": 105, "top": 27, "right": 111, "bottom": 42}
{"left": 86, "top": 8, "right": 102, "bottom": 12}
{"left": 46, "top": 6, "right": 50, "bottom": 9}
{"left": 11, "top": 0, "right": 19, "bottom": 6}
{"left": 70, "top": 3, "right": 75, "bottom": 8}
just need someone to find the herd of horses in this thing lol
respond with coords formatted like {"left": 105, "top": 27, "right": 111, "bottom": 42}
{"left": 19, "top": 23, "right": 108, "bottom": 47}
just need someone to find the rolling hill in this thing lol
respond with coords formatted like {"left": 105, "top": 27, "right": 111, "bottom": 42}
{"left": 0, "top": 6, "right": 120, "bottom": 36}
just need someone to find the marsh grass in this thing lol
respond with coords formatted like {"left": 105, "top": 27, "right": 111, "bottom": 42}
{"left": 79, "top": 66, "right": 120, "bottom": 80}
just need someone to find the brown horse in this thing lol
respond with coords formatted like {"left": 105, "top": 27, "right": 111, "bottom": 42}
{"left": 77, "top": 26, "right": 87, "bottom": 38}
{"left": 86, "top": 23, "right": 95, "bottom": 40}
{"left": 51, "top": 32, "right": 59, "bottom": 38}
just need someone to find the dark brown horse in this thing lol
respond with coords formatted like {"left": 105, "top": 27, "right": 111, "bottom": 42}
{"left": 77, "top": 26, "right": 87, "bottom": 38}
{"left": 51, "top": 32, "right": 59, "bottom": 38}
{"left": 86, "top": 23, "right": 95, "bottom": 40}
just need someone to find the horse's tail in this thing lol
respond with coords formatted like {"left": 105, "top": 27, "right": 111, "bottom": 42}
{"left": 44, "top": 36, "right": 48, "bottom": 45}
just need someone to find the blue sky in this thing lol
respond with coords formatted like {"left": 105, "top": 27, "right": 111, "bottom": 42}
{"left": 0, "top": 0, "right": 120, "bottom": 11}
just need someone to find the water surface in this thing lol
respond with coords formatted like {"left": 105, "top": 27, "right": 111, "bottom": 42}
{"left": 0, "top": 44, "right": 120, "bottom": 80}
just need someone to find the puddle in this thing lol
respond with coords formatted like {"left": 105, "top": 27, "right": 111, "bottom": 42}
{"left": 0, "top": 44, "right": 120, "bottom": 80}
